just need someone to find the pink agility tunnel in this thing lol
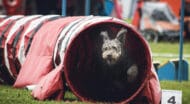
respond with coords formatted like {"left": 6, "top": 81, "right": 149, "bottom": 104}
{"left": 0, "top": 16, "right": 161, "bottom": 103}
{"left": 0, "top": 15, "right": 60, "bottom": 84}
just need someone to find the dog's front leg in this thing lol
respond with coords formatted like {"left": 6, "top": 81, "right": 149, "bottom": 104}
{"left": 127, "top": 64, "right": 138, "bottom": 82}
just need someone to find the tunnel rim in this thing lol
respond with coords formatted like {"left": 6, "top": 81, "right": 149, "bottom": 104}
{"left": 63, "top": 17, "right": 152, "bottom": 103}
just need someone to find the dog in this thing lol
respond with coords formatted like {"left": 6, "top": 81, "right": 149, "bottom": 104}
{"left": 99, "top": 28, "right": 138, "bottom": 83}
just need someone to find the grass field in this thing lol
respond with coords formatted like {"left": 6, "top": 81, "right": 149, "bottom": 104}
{"left": 1, "top": 81, "right": 190, "bottom": 104}
{"left": 150, "top": 41, "right": 190, "bottom": 64}
{"left": 0, "top": 41, "right": 190, "bottom": 104}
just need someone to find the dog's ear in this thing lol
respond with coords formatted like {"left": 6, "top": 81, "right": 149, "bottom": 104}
{"left": 100, "top": 31, "right": 110, "bottom": 42}
{"left": 116, "top": 28, "right": 127, "bottom": 44}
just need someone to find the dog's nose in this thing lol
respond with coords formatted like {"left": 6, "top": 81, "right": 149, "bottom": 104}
{"left": 107, "top": 54, "right": 112, "bottom": 58}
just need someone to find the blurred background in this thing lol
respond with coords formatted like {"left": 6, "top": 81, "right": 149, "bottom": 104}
{"left": 0, "top": 0, "right": 190, "bottom": 103}
{"left": 0, "top": 0, "right": 190, "bottom": 41}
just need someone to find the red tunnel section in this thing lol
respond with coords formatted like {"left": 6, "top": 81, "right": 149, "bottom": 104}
{"left": 63, "top": 21, "right": 152, "bottom": 103}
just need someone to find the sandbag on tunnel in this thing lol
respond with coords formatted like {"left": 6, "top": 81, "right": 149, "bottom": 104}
{"left": 0, "top": 15, "right": 160, "bottom": 103}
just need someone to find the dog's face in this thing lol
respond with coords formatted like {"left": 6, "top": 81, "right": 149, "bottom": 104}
{"left": 100, "top": 28, "right": 127, "bottom": 65}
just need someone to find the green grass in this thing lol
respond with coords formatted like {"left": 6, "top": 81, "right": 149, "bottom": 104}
{"left": 0, "top": 85, "right": 85, "bottom": 104}
{"left": 160, "top": 81, "right": 190, "bottom": 104}
{"left": 1, "top": 81, "right": 190, "bottom": 104}
{"left": 150, "top": 41, "right": 190, "bottom": 64}
{"left": 150, "top": 41, "right": 190, "bottom": 54}
{"left": 0, "top": 41, "right": 189, "bottom": 104}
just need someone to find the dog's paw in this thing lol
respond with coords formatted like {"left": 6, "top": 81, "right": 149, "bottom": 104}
{"left": 127, "top": 64, "right": 138, "bottom": 82}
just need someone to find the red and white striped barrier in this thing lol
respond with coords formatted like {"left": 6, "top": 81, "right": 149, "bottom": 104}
{"left": 0, "top": 15, "right": 161, "bottom": 104}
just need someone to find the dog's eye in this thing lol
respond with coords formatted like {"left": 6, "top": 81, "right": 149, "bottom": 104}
{"left": 104, "top": 47, "right": 108, "bottom": 51}
{"left": 112, "top": 46, "right": 117, "bottom": 50}
{"left": 102, "top": 47, "right": 107, "bottom": 51}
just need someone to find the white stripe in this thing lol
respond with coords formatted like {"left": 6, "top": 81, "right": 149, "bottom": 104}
{"left": 153, "top": 53, "right": 190, "bottom": 58}
{"left": 54, "top": 16, "right": 94, "bottom": 66}
{"left": 4, "top": 15, "right": 41, "bottom": 77}
{"left": 53, "top": 17, "right": 86, "bottom": 67}
{"left": 59, "top": 16, "right": 95, "bottom": 64}
{"left": 0, "top": 15, "right": 23, "bottom": 27}
{"left": 24, "top": 15, "right": 59, "bottom": 36}
{"left": 18, "top": 15, "right": 59, "bottom": 64}
{"left": 0, "top": 15, "right": 7, "bottom": 18}
{"left": 83, "top": 16, "right": 113, "bottom": 26}
{"left": 58, "top": 16, "right": 112, "bottom": 65}
{"left": 25, "top": 85, "right": 37, "bottom": 91}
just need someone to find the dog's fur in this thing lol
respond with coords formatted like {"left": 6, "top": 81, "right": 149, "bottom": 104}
{"left": 98, "top": 28, "right": 138, "bottom": 83}
{"left": 100, "top": 28, "right": 126, "bottom": 66}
